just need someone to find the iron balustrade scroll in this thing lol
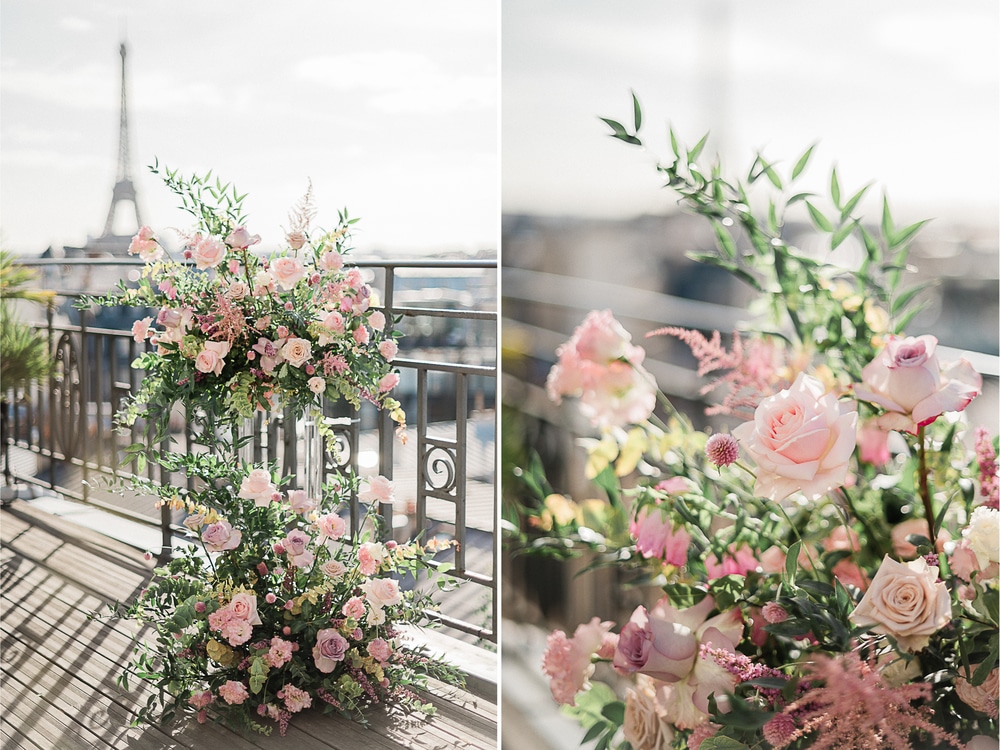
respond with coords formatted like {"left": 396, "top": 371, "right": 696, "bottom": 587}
{"left": 1, "top": 256, "right": 497, "bottom": 644}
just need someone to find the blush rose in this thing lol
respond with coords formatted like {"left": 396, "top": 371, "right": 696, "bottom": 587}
{"left": 312, "top": 628, "right": 349, "bottom": 673}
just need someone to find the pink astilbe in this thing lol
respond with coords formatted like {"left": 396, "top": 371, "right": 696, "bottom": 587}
{"left": 975, "top": 426, "right": 999, "bottom": 509}
{"left": 766, "top": 652, "right": 964, "bottom": 750}
{"left": 202, "top": 292, "right": 248, "bottom": 345}
{"left": 647, "top": 327, "right": 785, "bottom": 417}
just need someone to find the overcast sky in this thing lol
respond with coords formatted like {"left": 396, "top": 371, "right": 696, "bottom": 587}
{"left": 503, "top": 0, "right": 999, "bottom": 230}
{"left": 0, "top": 1, "right": 498, "bottom": 256}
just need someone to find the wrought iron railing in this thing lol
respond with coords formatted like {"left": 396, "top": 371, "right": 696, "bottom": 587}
{"left": 2, "top": 257, "right": 497, "bottom": 644}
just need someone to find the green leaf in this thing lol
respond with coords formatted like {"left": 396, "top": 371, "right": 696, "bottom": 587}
{"left": 669, "top": 125, "right": 680, "bottom": 158}
{"left": 785, "top": 541, "right": 801, "bottom": 585}
{"left": 711, "top": 220, "right": 738, "bottom": 259}
{"left": 840, "top": 183, "right": 872, "bottom": 220}
{"left": 881, "top": 195, "right": 894, "bottom": 240}
{"left": 791, "top": 144, "right": 815, "bottom": 180}
{"left": 889, "top": 219, "right": 929, "bottom": 249}
{"left": 831, "top": 220, "right": 856, "bottom": 250}
{"left": 787, "top": 192, "right": 815, "bottom": 205}
{"left": 830, "top": 166, "right": 842, "bottom": 208}
{"left": 631, "top": 91, "right": 642, "bottom": 132}
{"left": 700, "top": 737, "right": 751, "bottom": 750}
{"left": 689, "top": 132, "right": 711, "bottom": 163}
{"left": 805, "top": 202, "right": 834, "bottom": 232}
{"left": 760, "top": 159, "right": 783, "bottom": 189}
{"left": 601, "top": 701, "right": 625, "bottom": 725}
{"left": 581, "top": 722, "right": 606, "bottom": 743}
{"left": 891, "top": 282, "right": 931, "bottom": 315}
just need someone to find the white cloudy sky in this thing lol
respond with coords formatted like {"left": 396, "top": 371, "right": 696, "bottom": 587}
{"left": 0, "top": 1, "right": 498, "bottom": 256}
{"left": 503, "top": 0, "right": 999, "bottom": 229}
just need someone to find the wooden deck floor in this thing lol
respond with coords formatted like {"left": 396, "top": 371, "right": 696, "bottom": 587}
{"left": 0, "top": 500, "right": 497, "bottom": 750}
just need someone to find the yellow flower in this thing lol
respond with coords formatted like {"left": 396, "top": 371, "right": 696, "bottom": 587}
{"left": 543, "top": 494, "right": 580, "bottom": 527}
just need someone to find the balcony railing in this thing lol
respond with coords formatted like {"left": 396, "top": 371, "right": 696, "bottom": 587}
{"left": 2, "top": 256, "right": 497, "bottom": 645}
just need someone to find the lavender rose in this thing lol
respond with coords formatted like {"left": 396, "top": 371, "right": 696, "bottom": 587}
{"left": 312, "top": 628, "right": 349, "bottom": 673}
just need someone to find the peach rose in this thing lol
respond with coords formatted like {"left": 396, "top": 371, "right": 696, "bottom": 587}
{"left": 280, "top": 337, "right": 312, "bottom": 368}
{"left": 321, "top": 559, "right": 347, "bottom": 579}
{"left": 954, "top": 666, "right": 998, "bottom": 719}
{"left": 194, "top": 341, "right": 231, "bottom": 376}
{"left": 191, "top": 235, "right": 227, "bottom": 270}
{"left": 238, "top": 468, "right": 277, "bottom": 507}
{"left": 228, "top": 592, "right": 262, "bottom": 625}
{"left": 849, "top": 555, "right": 951, "bottom": 652}
{"left": 307, "top": 376, "right": 326, "bottom": 395}
{"left": 733, "top": 373, "right": 857, "bottom": 501}
{"left": 623, "top": 675, "right": 675, "bottom": 750}
{"left": 853, "top": 334, "right": 981, "bottom": 434}
{"left": 363, "top": 577, "right": 402, "bottom": 608}
{"left": 270, "top": 256, "right": 306, "bottom": 290}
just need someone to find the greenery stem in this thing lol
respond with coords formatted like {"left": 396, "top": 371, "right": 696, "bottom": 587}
{"left": 917, "top": 424, "right": 935, "bottom": 543}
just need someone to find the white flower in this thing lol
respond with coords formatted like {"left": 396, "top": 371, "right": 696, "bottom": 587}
{"left": 964, "top": 506, "right": 1000, "bottom": 570}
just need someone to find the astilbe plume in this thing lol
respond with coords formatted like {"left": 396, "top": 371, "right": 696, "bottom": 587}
{"left": 647, "top": 327, "right": 784, "bottom": 417}
{"left": 766, "top": 652, "right": 964, "bottom": 750}
{"left": 204, "top": 291, "right": 248, "bottom": 345}
{"left": 975, "top": 426, "right": 999, "bottom": 509}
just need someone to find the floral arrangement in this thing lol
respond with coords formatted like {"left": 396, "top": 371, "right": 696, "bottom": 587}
{"left": 90, "top": 168, "right": 460, "bottom": 735}
{"left": 507, "top": 98, "right": 999, "bottom": 750}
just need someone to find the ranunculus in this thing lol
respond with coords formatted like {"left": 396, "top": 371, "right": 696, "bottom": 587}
{"left": 228, "top": 592, "right": 262, "bottom": 625}
{"left": 307, "top": 376, "right": 326, "bottom": 395}
{"left": 191, "top": 235, "right": 227, "bottom": 270}
{"left": 379, "top": 339, "right": 398, "bottom": 361}
{"left": 378, "top": 372, "right": 400, "bottom": 393}
{"left": 964, "top": 506, "right": 1000, "bottom": 570}
{"left": 363, "top": 577, "right": 402, "bottom": 608}
{"left": 360, "top": 475, "right": 394, "bottom": 504}
{"left": 270, "top": 256, "right": 306, "bottom": 290}
{"left": 280, "top": 337, "right": 311, "bottom": 368}
{"left": 286, "top": 489, "right": 316, "bottom": 515}
{"left": 630, "top": 506, "right": 691, "bottom": 566}
{"left": 623, "top": 674, "right": 676, "bottom": 750}
{"left": 281, "top": 529, "right": 315, "bottom": 568}
{"left": 312, "top": 628, "right": 349, "bottom": 672}
{"left": 546, "top": 310, "right": 656, "bottom": 428}
{"left": 131, "top": 317, "right": 153, "bottom": 343}
{"left": 732, "top": 373, "right": 857, "bottom": 502}
{"left": 954, "top": 666, "right": 999, "bottom": 719}
{"left": 542, "top": 617, "right": 614, "bottom": 706}
{"left": 218, "top": 680, "right": 250, "bottom": 705}
{"left": 849, "top": 555, "right": 951, "bottom": 652}
{"left": 194, "top": 341, "right": 231, "bottom": 376}
{"left": 853, "top": 334, "right": 982, "bottom": 434}
{"left": 239, "top": 468, "right": 277, "bottom": 506}
{"left": 368, "top": 310, "right": 386, "bottom": 331}
{"left": 201, "top": 520, "right": 242, "bottom": 553}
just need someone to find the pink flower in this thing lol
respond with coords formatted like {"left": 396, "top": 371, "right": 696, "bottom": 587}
{"left": 201, "top": 520, "right": 242, "bottom": 552}
{"left": 858, "top": 421, "right": 892, "bottom": 467}
{"left": 357, "top": 542, "right": 386, "bottom": 576}
{"left": 225, "top": 225, "right": 260, "bottom": 249}
{"left": 542, "top": 617, "right": 614, "bottom": 706}
{"left": 188, "top": 689, "right": 214, "bottom": 709}
{"left": 270, "top": 256, "right": 306, "bottom": 290}
{"left": 280, "top": 337, "right": 312, "bottom": 368}
{"left": 131, "top": 317, "right": 154, "bottom": 343}
{"left": 761, "top": 602, "right": 788, "bottom": 624}
{"left": 265, "top": 637, "right": 294, "bottom": 668}
{"left": 319, "top": 251, "right": 343, "bottom": 272}
{"left": 286, "top": 489, "right": 317, "bottom": 515}
{"left": 368, "top": 638, "right": 392, "bottom": 663}
{"left": 849, "top": 555, "right": 951, "bottom": 652}
{"left": 360, "top": 475, "right": 394, "bottom": 504}
{"left": 353, "top": 326, "right": 370, "bottom": 345}
{"left": 379, "top": 339, "right": 398, "bottom": 361}
{"left": 853, "top": 334, "right": 982, "bottom": 434}
{"left": 546, "top": 310, "right": 656, "bottom": 428}
{"left": 655, "top": 477, "right": 690, "bottom": 495}
{"left": 705, "top": 432, "right": 739, "bottom": 467}
{"left": 704, "top": 544, "right": 758, "bottom": 580}
{"left": 954, "top": 666, "right": 999, "bottom": 719}
{"left": 194, "top": 341, "right": 232, "bottom": 376}
{"left": 278, "top": 684, "right": 312, "bottom": 713}
{"left": 362, "top": 577, "right": 402, "bottom": 608}
{"left": 239, "top": 468, "right": 277, "bottom": 507}
{"left": 630, "top": 506, "right": 691, "bottom": 566}
{"left": 891, "top": 518, "right": 948, "bottom": 559}
{"left": 252, "top": 337, "right": 280, "bottom": 374}
{"left": 368, "top": 310, "right": 386, "bottom": 331}
{"left": 321, "top": 559, "right": 347, "bottom": 579}
{"left": 128, "top": 226, "right": 163, "bottom": 262}
{"left": 281, "top": 529, "right": 315, "bottom": 568}
{"left": 191, "top": 234, "right": 227, "bottom": 270}
{"left": 822, "top": 525, "right": 860, "bottom": 554}
{"left": 229, "top": 592, "right": 263, "bottom": 626}
{"left": 286, "top": 231, "right": 307, "bottom": 250}
{"left": 378, "top": 372, "right": 399, "bottom": 393}
{"left": 623, "top": 675, "right": 676, "bottom": 750}
{"left": 343, "top": 596, "right": 366, "bottom": 620}
{"left": 218, "top": 680, "right": 249, "bottom": 705}
{"left": 732, "top": 373, "right": 857, "bottom": 502}
{"left": 315, "top": 512, "right": 347, "bottom": 542}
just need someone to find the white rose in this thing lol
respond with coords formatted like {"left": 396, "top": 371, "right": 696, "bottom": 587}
{"left": 964, "top": 506, "right": 1000, "bottom": 570}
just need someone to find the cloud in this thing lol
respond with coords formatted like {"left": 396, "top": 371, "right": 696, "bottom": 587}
{"left": 59, "top": 16, "right": 95, "bottom": 32}
{"left": 0, "top": 62, "right": 116, "bottom": 110}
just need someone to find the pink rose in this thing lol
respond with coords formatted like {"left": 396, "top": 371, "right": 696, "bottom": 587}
{"left": 379, "top": 339, "right": 398, "bottom": 361}
{"left": 128, "top": 226, "right": 163, "bottom": 262}
{"left": 194, "top": 341, "right": 231, "bottom": 376}
{"left": 954, "top": 666, "right": 999, "bottom": 719}
{"left": 343, "top": 596, "right": 366, "bottom": 619}
{"left": 281, "top": 529, "right": 315, "bottom": 568}
{"left": 853, "top": 334, "right": 982, "bottom": 434}
{"left": 378, "top": 372, "right": 400, "bottom": 393}
{"left": 307, "top": 376, "right": 326, "bottom": 395}
{"left": 704, "top": 544, "right": 758, "bottom": 580}
{"left": 270, "top": 256, "right": 306, "bottom": 290}
{"left": 368, "top": 638, "right": 392, "bottom": 663}
{"left": 218, "top": 680, "right": 249, "bottom": 705}
{"left": 630, "top": 507, "right": 691, "bottom": 566}
{"left": 858, "top": 421, "right": 892, "bottom": 467}
{"left": 353, "top": 326, "right": 370, "bottom": 345}
{"left": 733, "top": 373, "right": 857, "bottom": 501}
{"left": 319, "top": 251, "right": 343, "bottom": 272}
{"left": 191, "top": 235, "right": 227, "bottom": 270}
{"left": 368, "top": 311, "right": 386, "bottom": 331}
{"left": 360, "top": 475, "right": 394, "bottom": 504}
{"left": 201, "top": 520, "right": 242, "bottom": 553}
{"left": 542, "top": 617, "right": 614, "bottom": 706}
{"left": 225, "top": 225, "right": 260, "bottom": 249}
{"left": 131, "top": 317, "right": 154, "bottom": 343}
{"left": 316, "top": 512, "right": 347, "bottom": 542}
{"left": 287, "top": 489, "right": 317, "bottom": 515}
{"left": 849, "top": 555, "right": 951, "bottom": 652}
{"left": 312, "top": 628, "right": 349, "bottom": 672}
{"left": 229, "top": 592, "right": 263, "bottom": 625}
{"left": 363, "top": 577, "right": 402, "bottom": 608}
{"left": 321, "top": 559, "right": 347, "bottom": 578}
{"left": 280, "top": 337, "right": 312, "bottom": 368}
{"left": 239, "top": 468, "right": 277, "bottom": 506}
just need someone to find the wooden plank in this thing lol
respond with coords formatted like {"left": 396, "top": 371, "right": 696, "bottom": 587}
{"left": 1, "top": 670, "right": 116, "bottom": 750}
{"left": 0, "top": 721, "right": 47, "bottom": 750}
